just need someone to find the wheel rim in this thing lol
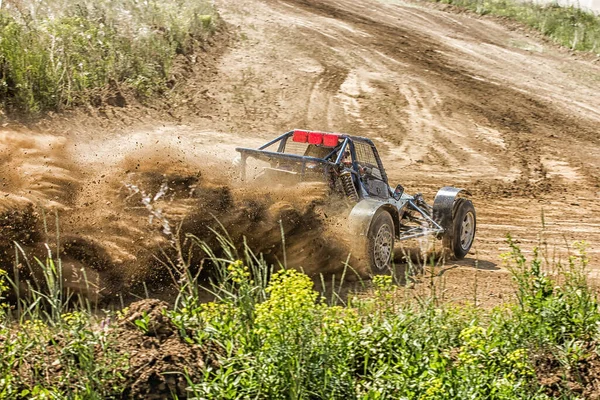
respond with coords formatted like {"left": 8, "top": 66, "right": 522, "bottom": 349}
{"left": 373, "top": 223, "right": 393, "bottom": 270}
{"left": 460, "top": 212, "right": 475, "bottom": 251}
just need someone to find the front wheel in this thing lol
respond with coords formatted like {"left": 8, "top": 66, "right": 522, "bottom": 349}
{"left": 367, "top": 210, "right": 395, "bottom": 272}
{"left": 445, "top": 198, "right": 476, "bottom": 259}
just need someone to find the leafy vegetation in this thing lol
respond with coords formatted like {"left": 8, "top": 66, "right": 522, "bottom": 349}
{"left": 0, "top": 234, "right": 599, "bottom": 398}
{"left": 0, "top": 0, "right": 218, "bottom": 117}
{"left": 430, "top": 0, "right": 600, "bottom": 53}
{"left": 0, "top": 312, "right": 128, "bottom": 399}
{"left": 176, "top": 236, "right": 599, "bottom": 399}
{"left": 0, "top": 268, "right": 7, "bottom": 316}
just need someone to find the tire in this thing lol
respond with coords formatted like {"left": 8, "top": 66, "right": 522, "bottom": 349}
{"left": 446, "top": 198, "right": 476, "bottom": 259}
{"left": 367, "top": 210, "right": 395, "bottom": 272}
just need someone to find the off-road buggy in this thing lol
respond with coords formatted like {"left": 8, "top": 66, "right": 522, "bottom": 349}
{"left": 236, "top": 130, "right": 476, "bottom": 272}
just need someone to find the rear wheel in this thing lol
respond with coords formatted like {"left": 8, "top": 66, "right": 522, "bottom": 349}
{"left": 367, "top": 210, "right": 395, "bottom": 272}
{"left": 445, "top": 198, "right": 476, "bottom": 259}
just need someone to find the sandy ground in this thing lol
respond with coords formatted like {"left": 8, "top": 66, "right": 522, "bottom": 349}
{"left": 2, "top": 0, "right": 600, "bottom": 306}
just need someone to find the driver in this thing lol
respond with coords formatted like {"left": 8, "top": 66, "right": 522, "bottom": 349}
{"left": 342, "top": 150, "right": 369, "bottom": 176}
{"left": 342, "top": 150, "right": 352, "bottom": 167}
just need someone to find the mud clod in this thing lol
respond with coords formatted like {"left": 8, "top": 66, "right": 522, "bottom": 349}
{"left": 121, "top": 299, "right": 176, "bottom": 339}
{"left": 536, "top": 343, "right": 600, "bottom": 399}
{"left": 118, "top": 299, "right": 211, "bottom": 399}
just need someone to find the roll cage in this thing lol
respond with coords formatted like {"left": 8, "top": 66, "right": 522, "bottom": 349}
{"left": 236, "top": 129, "right": 390, "bottom": 199}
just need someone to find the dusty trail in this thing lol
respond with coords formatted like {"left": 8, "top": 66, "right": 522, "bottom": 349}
{"left": 2, "top": 0, "right": 600, "bottom": 305}
{"left": 212, "top": 0, "right": 600, "bottom": 188}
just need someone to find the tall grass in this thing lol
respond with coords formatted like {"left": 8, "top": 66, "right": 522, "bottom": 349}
{"left": 1, "top": 230, "right": 599, "bottom": 398}
{"left": 0, "top": 243, "right": 127, "bottom": 398}
{"left": 0, "top": 0, "right": 218, "bottom": 116}
{"left": 172, "top": 234, "right": 600, "bottom": 399}
{"left": 431, "top": 0, "right": 600, "bottom": 52}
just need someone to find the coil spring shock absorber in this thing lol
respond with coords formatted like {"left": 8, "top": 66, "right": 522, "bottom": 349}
{"left": 340, "top": 170, "right": 359, "bottom": 201}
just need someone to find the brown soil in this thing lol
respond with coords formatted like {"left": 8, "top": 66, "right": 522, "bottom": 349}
{"left": 535, "top": 342, "right": 600, "bottom": 399}
{"left": 116, "top": 299, "right": 218, "bottom": 400}
{"left": 2, "top": 0, "right": 600, "bottom": 307}
{"left": 1, "top": 138, "right": 356, "bottom": 303}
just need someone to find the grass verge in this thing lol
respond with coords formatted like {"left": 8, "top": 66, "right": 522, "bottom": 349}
{"left": 1, "top": 234, "right": 599, "bottom": 398}
{"left": 428, "top": 0, "right": 600, "bottom": 53}
{"left": 0, "top": 0, "right": 218, "bottom": 117}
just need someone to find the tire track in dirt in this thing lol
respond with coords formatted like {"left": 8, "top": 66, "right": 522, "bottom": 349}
{"left": 233, "top": 0, "right": 599, "bottom": 192}
{"left": 304, "top": 65, "right": 348, "bottom": 128}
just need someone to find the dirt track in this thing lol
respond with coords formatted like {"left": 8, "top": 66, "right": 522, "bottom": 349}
{"left": 2, "top": 0, "right": 600, "bottom": 305}
{"left": 209, "top": 0, "right": 600, "bottom": 268}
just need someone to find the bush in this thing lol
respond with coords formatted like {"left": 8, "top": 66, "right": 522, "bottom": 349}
{"left": 0, "top": 312, "right": 128, "bottom": 398}
{"left": 505, "top": 237, "right": 600, "bottom": 346}
{"left": 177, "top": 237, "right": 599, "bottom": 399}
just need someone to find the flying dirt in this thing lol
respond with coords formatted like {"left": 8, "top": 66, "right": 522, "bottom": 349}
{"left": 0, "top": 127, "right": 364, "bottom": 303}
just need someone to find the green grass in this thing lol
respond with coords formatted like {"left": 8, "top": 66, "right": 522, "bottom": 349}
{"left": 430, "top": 0, "right": 600, "bottom": 53}
{"left": 174, "top": 235, "right": 599, "bottom": 399}
{"left": 0, "top": 0, "right": 218, "bottom": 117}
{"left": 1, "top": 232, "right": 599, "bottom": 398}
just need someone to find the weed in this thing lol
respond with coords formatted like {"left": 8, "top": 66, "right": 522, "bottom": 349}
{"left": 134, "top": 310, "right": 151, "bottom": 334}
{"left": 0, "top": 221, "right": 126, "bottom": 398}
{"left": 0, "top": 293, "right": 128, "bottom": 399}
{"left": 503, "top": 235, "right": 600, "bottom": 346}
{"left": 181, "top": 236, "right": 600, "bottom": 399}
{"left": 0, "top": 268, "right": 7, "bottom": 316}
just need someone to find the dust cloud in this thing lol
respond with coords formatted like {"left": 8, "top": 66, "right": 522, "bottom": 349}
{"left": 0, "top": 129, "right": 359, "bottom": 303}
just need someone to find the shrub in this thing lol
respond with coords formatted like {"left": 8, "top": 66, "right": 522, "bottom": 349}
{"left": 504, "top": 237, "right": 600, "bottom": 346}
{"left": 3, "top": 233, "right": 599, "bottom": 399}
{"left": 0, "top": 312, "right": 128, "bottom": 398}
{"left": 182, "top": 237, "right": 599, "bottom": 399}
